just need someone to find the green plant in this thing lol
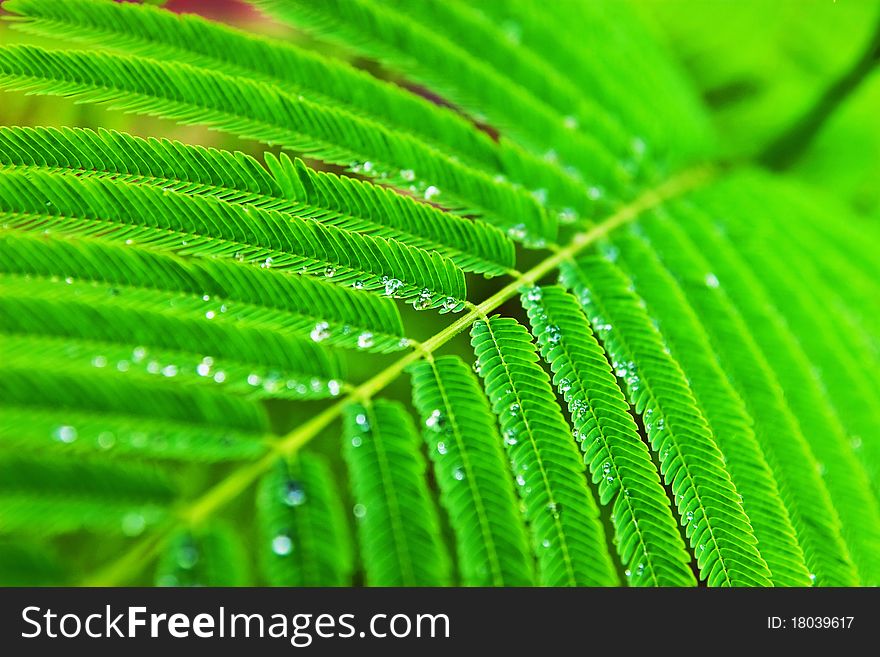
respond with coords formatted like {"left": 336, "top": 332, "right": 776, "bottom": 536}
{"left": 0, "top": 0, "right": 877, "bottom": 587}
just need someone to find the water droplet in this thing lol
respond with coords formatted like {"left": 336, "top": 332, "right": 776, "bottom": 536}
{"left": 213, "top": 370, "right": 227, "bottom": 383}
{"left": 64, "top": 276, "right": 74, "bottom": 285}
{"left": 531, "top": 188, "right": 548, "bottom": 205}
{"left": 357, "top": 332, "right": 374, "bottom": 349}
{"left": 516, "top": 475, "right": 526, "bottom": 486}
{"left": 424, "top": 185, "right": 440, "bottom": 201}
{"left": 413, "top": 288, "right": 432, "bottom": 311}
{"left": 132, "top": 346, "right": 147, "bottom": 363}
{"left": 97, "top": 431, "right": 115, "bottom": 450}
{"left": 121, "top": 512, "right": 146, "bottom": 537}
{"left": 205, "top": 310, "right": 216, "bottom": 319}
{"left": 705, "top": 273, "right": 720, "bottom": 288}
{"left": 587, "top": 186, "right": 603, "bottom": 201}
{"left": 563, "top": 115, "right": 578, "bottom": 130}
{"left": 284, "top": 481, "right": 306, "bottom": 507}
{"left": 453, "top": 467, "right": 465, "bottom": 481}
{"left": 328, "top": 380, "right": 342, "bottom": 396}
{"left": 54, "top": 425, "right": 77, "bottom": 443}
{"left": 351, "top": 435, "right": 363, "bottom": 447}
{"left": 400, "top": 169, "right": 415, "bottom": 182}
{"left": 202, "top": 294, "right": 211, "bottom": 302}
{"left": 425, "top": 409, "right": 443, "bottom": 431}
{"left": 503, "top": 429, "right": 517, "bottom": 446}
{"left": 509, "top": 402, "right": 521, "bottom": 416}
{"left": 507, "top": 224, "right": 527, "bottom": 241}
{"left": 272, "top": 534, "right": 293, "bottom": 556}
{"left": 310, "top": 321, "right": 330, "bottom": 342}
{"left": 261, "top": 257, "right": 274, "bottom": 269}
{"left": 362, "top": 161, "right": 374, "bottom": 174}
{"left": 541, "top": 539, "right": 551, "bottom": 548}
{"left": 116, "top": 360, "right": 130, "bottom": 372}
{"left": 809, "top": 573, "right": 816, "bottom": 582}
{"left": 175, "top": 542, "right": 199, "bottom": 569}
{"left": 353, "top": 280, "right": 364, "bottom": 289}
{"left": 437, "top": 441, "right": 448, "bottom": 455}
{"left": 383, "top": 277, "right": 403, "bottom": 297}
{"left": 631, "top": 138, "right": 646, "bottom": 158}
{"left": 355, "top": 413, "right": 370, "bottom": 430}
{"left": 196, "top": 358, "right": 212, "bottom": 377}
{"left": 558, "top": 207, "right": 578, "bottom": 224}
{"left": 162, "top": 364, "right": 178, "bottom": 378}
{"left": 324, "top": 266, "right": 336, "bottom": 278}
{"left": 353, "top": 503, "right": 367, "bottom": 519}
{"left": 90, "top": 354, "right": 108, "bottom": 368}
{"left": 525, "top": 286, "right": 542, "bottom": 302}
{"left": 851, "top": 436, "right": 863, "bottom": 450}
{"left": 441, "top": 296, "right": 458, "bottom": 312}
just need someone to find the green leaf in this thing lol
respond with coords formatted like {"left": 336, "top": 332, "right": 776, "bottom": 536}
{"left": 634, "top": 202, "right": 860, "bottom": 586}
{"left": 522, "top": 285, "right": 695, "bottom": 586}
{"left": 0, "top": 170, "right": 468, "bottom": 311}
{"left": 605, "top": 226, "right": 812, "bottom": 586}
{"left": 561, "top": 255, "right": 774, "bottom": 587}
{"left": 0, "top": 364, "right": 270, "bottom": 462}
{"left": 256, "top": 454, "right": 354, "bottom": 586}
{"left": 470, "top": 316, "right": 618, "bottom": 586}
{"left": 342, "top": 399, "right": 451, "bottom": 586}
{"left": 0, "top": 455, "right": 175, "bottom": 536}
{"left": 408, "top": 355, "right": 534, "bottom": 586}
{"left": 155, "top": 523, "right": 250, "bottom": 586}
{"left": 0, "top": 231, "right": 407, "bottom": 354}
{"left": 0, "top": 126, "right": 516, "bottom": 276}
{"left": 0, "top": 43, "right": 555, "bottom": 243}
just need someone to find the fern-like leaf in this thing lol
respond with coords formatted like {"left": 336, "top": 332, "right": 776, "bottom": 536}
{"left": 256, "top": 455, "right": 354, "bottom": 586}
{"left": 0, "top": 170, "right": 468, "bottom": 311}
{"left": 0, "top": 231, "right": 407, "bottom": 354}
{"left": 156, "top": 523, "right": 250, "bottom": 586}
{"left": 343, "top": 400, "right": 451, "bottom": 586}
{"left": 408, "top": 355, "right": 534, "bottom": 586}
{"left": 605, "top": 226, "right": 813, "bottom": 586}
{"left": 3, "top": 0, "right": 593, "bottom": 221}
{"left": 561, "top": 256, "right": 774, "bottom": 586}
{"left": 0, "top": 126, "right": 516, "bottom": 276}
{"left": 629, "top": 206, "right": 860, "bottom": 585}
{"left": 0, "top": 365, "right": 270, "bottom": 462}
{"left": 470, "top": 316, "right": 619, "bottom": 586}
{"left": 521, "top": 285, "right": 695, "bottom": 586}
{"left": 0, "top": 456, "right": 175, "bottom": 536}
{"left": 0, "top": 43, "right": 555, "bottom": 243}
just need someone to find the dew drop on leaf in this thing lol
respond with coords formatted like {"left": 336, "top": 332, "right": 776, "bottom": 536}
{"left": 357, "top": 332, "right": 374, "bottom": 349}
{"left": 53, "top": 425, "right": 77, "bottom": 443}
{"left": 283, "top": 481, "right": 306, "bottom": 507}
{"left": 272, "top": 534, "right": 293, "bottom": 556}
{"left": 310, "top": 321, "right": 330, "bottom": 342}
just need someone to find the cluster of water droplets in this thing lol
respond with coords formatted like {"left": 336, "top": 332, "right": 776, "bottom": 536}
{"left": 624, "top": 562, "right": 646, "bottom": 580}
{"left": 381, "top": 276, "right": 404, "bottom": 298}
{"left": 612, "top": 359, "right": 640, "bottom": 393}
